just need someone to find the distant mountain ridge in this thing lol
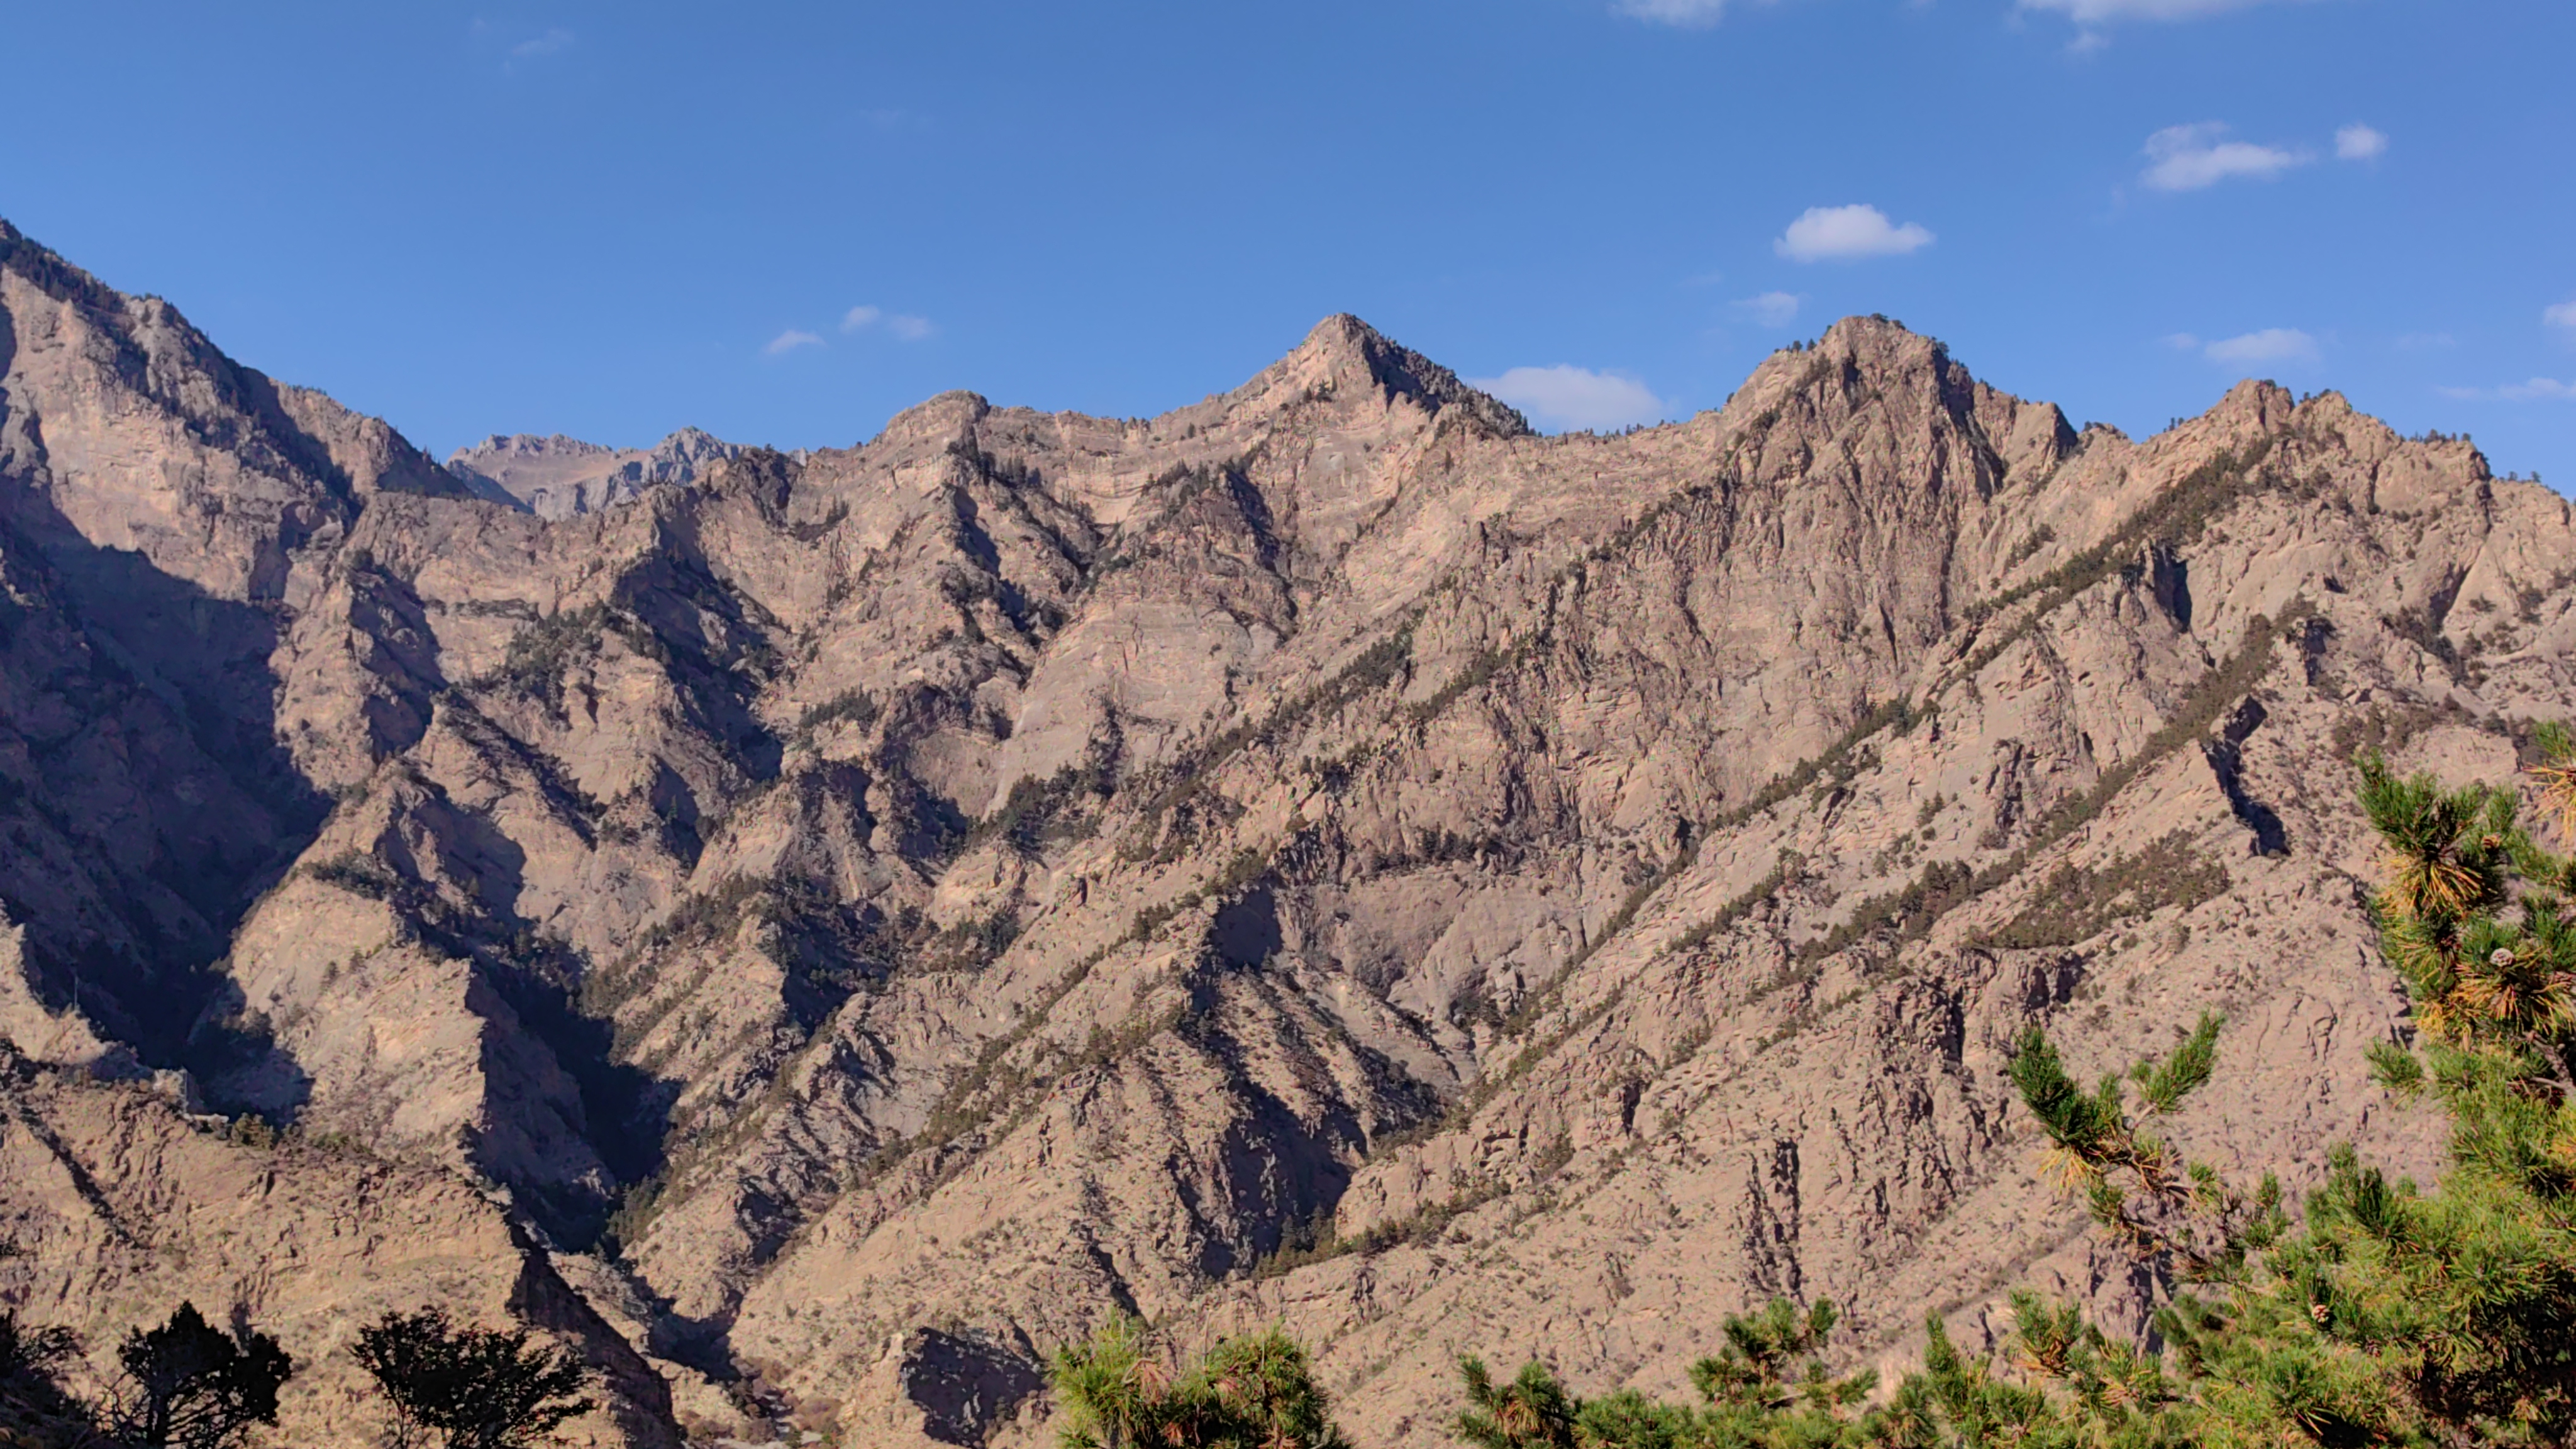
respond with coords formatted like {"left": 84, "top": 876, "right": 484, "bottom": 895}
{"left": 447, "top": 427, "right": 743, "bottom": 518}
{"left": 0, "top": 215, "right": 2566, "bottom": 1448}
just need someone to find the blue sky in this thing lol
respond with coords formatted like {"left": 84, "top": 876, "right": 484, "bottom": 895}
{"left": 4, "top": 1, "right": 2570, "bottom": 487}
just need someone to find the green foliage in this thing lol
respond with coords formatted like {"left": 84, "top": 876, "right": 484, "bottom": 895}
{"left": 106, "top": 1303, "right": 293, "bottom": 1449}
{"left": 497, "top": 603, "right": 611, "bottom": 694}
{"left": 1048, "top": 1315, "right": 1347, "bottom": 1449}
{"left": 1949, "top": 739, "right": 2576, "bottom": 1445}
{"left": 352, "top": 1307, "right": 595, "bottom": 1449}
{"left": 1250, "top": 1180, "right": 1509, "bottom": 1279}
{"left": 974, "top": 757, "right": 1116, "bottom": 852}
{"left": 1453, "top": 1298, "right": 1888, "bottom": 1448}
{"left": 1976, "top": 834, "right": 2230, "bottom": 952}
{"left": 1455, "top": 1357, "right": 1579, "bottom": 1449}
{"left": 796, "top": 689, "right": 880, "bottom": 736}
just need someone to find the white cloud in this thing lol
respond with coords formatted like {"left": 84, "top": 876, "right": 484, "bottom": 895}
{"left": 1774, "top": 205, "right": 1935, "bottom": 264}
{"left": 1614, "top": 0, "right": 1731, "bottom": 25}
{"left": 2394, "top": 331, "right": 2457, "bottom": 351}
{"left": 763, "top": 330, "right": 824, "bottom": 357}
{"left": 2020, "top": 0, "right": 2287, "bottom": 20}
{"left": 841, "top": 305, "right": 934, "bottom": 341}
{"left": 510, "top": 27, "right": 574, "bottom": 58}
{"left": 2335, "top": 124, "right": 2388, "bottom": 162}
{"left": 1468, "top": 366, "right": 1667, "bottom": 431}
{"left": 2547, "top": 300, "right": 2576, "bottom": 331}
{"left": 2443, "top": 378, "right": 2576, "bottom": 402}
{"left": 1735, "top": 292, "right": 1803, "bottom": 327}
{"left": 2162, "top": 332, "right": 2202, "bottom": 351}
{"left": 2141, "top": 123, "right": 2307, "bottom": 192}
{"left": 2204, "top": 328, "right": 2319, "bottom": 366}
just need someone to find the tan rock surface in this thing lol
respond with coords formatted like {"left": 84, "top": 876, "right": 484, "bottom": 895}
{"left": 2, "top": 216, "right": 2569, "bottom": 1446}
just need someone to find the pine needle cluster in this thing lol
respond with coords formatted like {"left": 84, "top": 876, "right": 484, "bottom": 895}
{"left": 1048, "top": 1315, "right": 1349, "bottom": 1449}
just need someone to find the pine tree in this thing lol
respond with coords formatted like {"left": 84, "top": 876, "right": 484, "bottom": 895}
{"left": 1048, "top": 1314, "right": 1348, "bottom": 1449}
{"left": 352, "top": 1308, "right": 594, "bottom": 1449}
{"left": 1453, "top": 1297, "right": 1887, "bottom": 1448}
{"left": 0, "top": 1311, "right": 105, "bottom": 1449}
{"left": 1916, "top": 740, "right": 2576, "bottom": 1445}
{"left": 104, "top": 1303, "right": 292, "bottom": 1449}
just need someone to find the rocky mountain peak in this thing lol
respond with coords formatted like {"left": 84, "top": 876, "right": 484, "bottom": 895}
{"left": 1248, "top": 312, "right": 1531, "bottom": 438}
{"left": 446, "top": 426, "right": 745, "bottom": 519}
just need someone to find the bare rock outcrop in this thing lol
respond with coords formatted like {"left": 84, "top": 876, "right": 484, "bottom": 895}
{"left": 449, "top": 430, "right": 745, "bottom": 519}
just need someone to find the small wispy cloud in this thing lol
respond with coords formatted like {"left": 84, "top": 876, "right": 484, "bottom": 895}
{"left": 763, "top": 330, "right": 825, "bottom": 357}
{"left": 2204, "top": 328, "right": 2319, "bottom": 366}
{"left": 2019, "top": 0, "right": 2292, "bottom": 21}
{"left": 1468, "top": 366, "right": 1667, "bottom": 431}
{"left": 1613, "top": 0, "right": 1734, "bottom": 26}
{"left": 2141, "top": 123, "right": 2307, "bottom": 192}
{"left": 2394, "top": 332, "right": 2456, "bottom": 352}
{"left": 510, "top": 27, "right": 574, "bottom": 59}
{"left": 2163, "top": 332, "right": 2203, "bottom": 352}
{"left": 2547, "top": 300, "right": 2576, "bottom": 331}
{"left": 842, "top": 305, "right": 935, "bottom": 341}
{"left": 2441, "top": 379, "right": 2576, "bottom": 402}
{"left": 1734, "top": 292, "right": 1804, "bottom": 327}
{"left": 1775, "top": 205, "right": 1935, "bottom": 263}
{"left": 2335, "top": 124, "right": 2388, "bottom": 162}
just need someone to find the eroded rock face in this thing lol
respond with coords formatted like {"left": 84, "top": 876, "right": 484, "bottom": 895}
{"left": 1, "top": 215, "right": 2569, "bottom": 1446}
{"left": 447, "top": 430, "right": 745, "bottom": 519}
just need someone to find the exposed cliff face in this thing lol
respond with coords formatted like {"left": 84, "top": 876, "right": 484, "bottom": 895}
{"left": 1, "top": 219, "right": 2568, "bottom": 1447}
{"left": 447, "top": 430, "right": 745, "bottom": 519}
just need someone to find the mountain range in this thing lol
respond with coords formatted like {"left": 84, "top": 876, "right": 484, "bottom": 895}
{"left": 1, "top": 214, "right": 2565, "bottom": 1448}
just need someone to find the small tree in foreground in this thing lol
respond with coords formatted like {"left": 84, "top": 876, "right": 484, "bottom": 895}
{"left": 1049, "top": 1313, "right": 1348, "bottom": 1449}
{"left": 1457, "top": 1297, "right": 1887, "bottom": 1448}
{"left": 352, "top": 1309, "right": 594, "bottom": 1449}
{"left": 1, "top": 1309, "right": 106, "bottom": 1449}
{"left": 105, "top": 1302, "right": 292, "bottom": 1449}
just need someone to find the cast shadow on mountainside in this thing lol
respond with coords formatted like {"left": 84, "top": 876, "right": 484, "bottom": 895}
{"left": 0, "top": 485, "right": 323, "bottom": 1108}
{"left": 382, "top": 793, "right": 678, "bottom": 1250}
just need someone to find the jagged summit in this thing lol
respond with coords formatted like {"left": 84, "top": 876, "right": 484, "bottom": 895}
{"left": 446, "top": 425, "right": 744, "bottom": 518}
{"left": 1253, "top": 312, "right": 1533, "bottom": 437}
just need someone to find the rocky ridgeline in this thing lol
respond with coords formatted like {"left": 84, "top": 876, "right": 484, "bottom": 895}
{"left": 447, "top": 429, "right": 746, "bottom": 519}
{"left": 1, "top": 216, "right": 2568, "bottom": 1446}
